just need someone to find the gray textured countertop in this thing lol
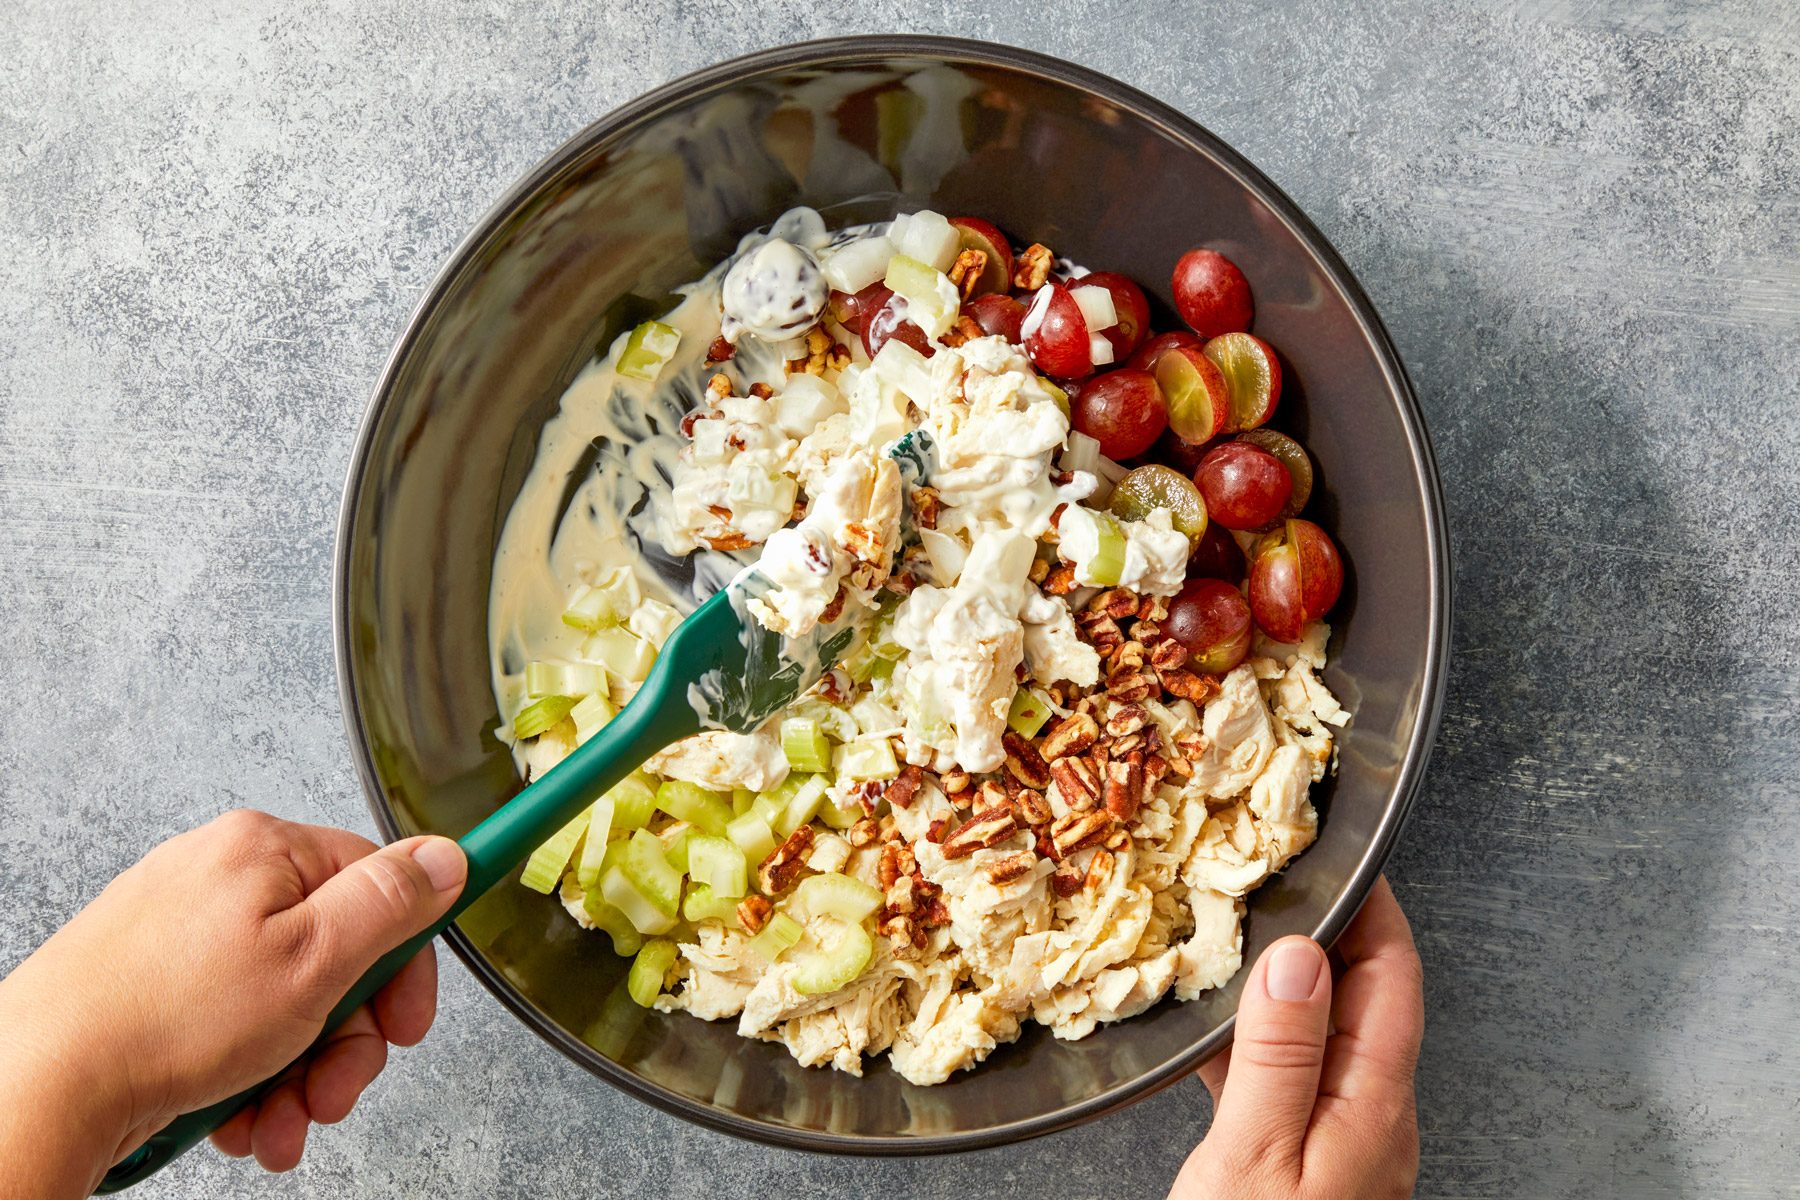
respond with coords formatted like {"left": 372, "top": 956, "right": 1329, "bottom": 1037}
{"left": 3, "top": 2, "right": 1796, "bottom": 1197}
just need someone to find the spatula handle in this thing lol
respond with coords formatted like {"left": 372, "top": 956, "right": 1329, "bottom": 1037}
{"left": 95, "top": 685, "right": 697, "bottom": 1192}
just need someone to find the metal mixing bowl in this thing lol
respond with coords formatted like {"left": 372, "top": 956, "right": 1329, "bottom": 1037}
{"left": 334, "top": 35, "right": 1449, "bottom": 1153}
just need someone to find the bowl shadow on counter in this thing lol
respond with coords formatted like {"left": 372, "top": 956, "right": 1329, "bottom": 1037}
{"left": 338, "top": 42, "right": 1442, "bottom": 1151}
{"left": 1376, "top": 259, "right": 1729, "bottom": 1196}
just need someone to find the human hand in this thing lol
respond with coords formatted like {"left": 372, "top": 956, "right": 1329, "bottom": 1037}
{"left": 1170, "top": 876, "right": 1424, "bottom": 1200}
{"left": 0, "top": 810, "right": 467, "bottom": 1196}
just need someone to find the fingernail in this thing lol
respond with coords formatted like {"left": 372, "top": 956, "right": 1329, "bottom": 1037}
{"left": 411, "top": 837, "right": 467, "bottom": 893}
{"left": 1265, "top": 939, "right": 1323, "bottom": 1001}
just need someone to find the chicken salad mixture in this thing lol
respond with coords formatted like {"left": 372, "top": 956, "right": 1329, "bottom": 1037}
{"left": 488, "top": 207, "right": 1348, "bottom": 1085}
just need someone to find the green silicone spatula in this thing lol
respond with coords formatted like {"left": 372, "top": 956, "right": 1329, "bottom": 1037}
{"left": 98, "top": 578, "right": 857, "bottom": 1192}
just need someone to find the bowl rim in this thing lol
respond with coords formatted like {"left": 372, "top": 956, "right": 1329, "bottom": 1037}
{"left": 334, "top": 33, "right": 1451, "bottom": 1155}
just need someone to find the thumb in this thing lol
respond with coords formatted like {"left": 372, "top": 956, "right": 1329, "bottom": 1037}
{"left": 1207, "top": 935, "right": 1332, "bottom": 1173}
{"left": 296, "top": 836, "right": 467, "bottom": 989}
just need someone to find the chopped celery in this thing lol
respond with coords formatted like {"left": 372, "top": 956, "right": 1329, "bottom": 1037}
{"left": 626, "top": 938, "right": 679, "bottom": 1007}
{"left": 582, "top": 626, "right": 655, "bottom": 682}
{"left": 525, "top": 660, "right": 605, "bottom": 699}
{"left": 683, "top": 882, "right": 740, "bottom": 924}
{"left": 600, "top": 865, "right": 676, "bottom": 936}
{"left": 581, "top": 889, "right": 645, "bottom": 956}
{"left": 561, "top": 585, "right": 610, "bottom": 631}
{"left": 1060, "top": 505, "right": 1127, "bottom": 587}
{"left": 790, "top": 873, "right": 882, "bottom": 922}
{"left": 520, "top": 805, "right": 591, "bottom": 894}
{"left": 726, "top": 810, "right": 777, "bottom": 867}
{"left": 569, "top": 692, "right": 615, "bottom": 745}
{"left": 618, "top": 320, "right": 682, "bottom": 382}
{"left": 608, "top": 772, "right": 659, "bottom": 830}
{"left": 792, "top": 917, "right": 875, "bottom": 996}
{"left": 780, "top": 717, "right": 833, "bottom": 774}
{"left": 621, "top": 829, "right": 682, "bottom": 919}
{"left": 818, "top": 796, "right": 862, "bottom": 831}
{"left": 562, "top": 569, "right": 641, "bottom": 631}
{"left": 747, "top": 911, "right": 803, "bottom": 963}
{"left": 837, "top": 737, "right": 900, "bottom": 782}
{"left": 575, "top": 796, "right": 616, "bottom": 890}
{"left": 773, "top": 775, "right": 830, "bottom": 839}
{"left": 659, "top": 822, "right": 694, "bottom": 874}
{"left": 850, "top": 696, "right": 903, "bottom": 737}
{"left": 687, "top": 833, "right": 748, "bottom": 897}
{"left": 1007, "top": 687, "right": 1055, "bottom": 739}
{"left": 731, "top": 787, "right": 757, "bottom": 816}
{"left": 882, "top": 254, "right": 958, "bottom": 338}
{"left": 753, "top": 774, "right": 805, "bottom": 823}
{"left": 655, "top": 780, "right": 733, "bottom": 836}
{"left": 512, "top": 694, "right": 577, "bottom": 739}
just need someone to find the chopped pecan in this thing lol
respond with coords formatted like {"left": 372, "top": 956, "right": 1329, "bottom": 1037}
{"left": 1144, "top": 753, "right": 1171, "bottom": 785}
{"left": 1162, "top": 749, "right": 1193, "bottom": 779}
{"left": 705, "top": 335, "right": 736, "bottom": 364}
{"left": 736, "top": 894, "right": 772, "bottom": 934}
{"left": 1035, "top": 828, "right": 1061, "bottom": 862}
{"left": 939, "top": 767, "right": 971, "bottom": 796}
{"left": 1051, "top": 866, "right": 1085, "bottom": 897}
{"left": 926, "top": 817, "right": 950, "bottom": 844}
{"left": 1013, "top": 787, "right": 1053, "bottom": 826}
{"left": 1176, "top": 733, "right": 1210, "bottom": 762}
{"left": 885, "top": 874, "right": 918, "bottom": 914}
{"left": 748, "top": 381, "right": 774, "bottom": 400}
{"left": 842, "top": 521, "right": 886, "bottom": 563}
{"left": 1105, "top": 704, "right": 1149, "bottom": 737}
{"left": 1088, "top": 587, "right": 1140, "bottom": 620}
{"left": 1081, "top": 613, "right": 1123, "bottom": 649}
{"left": 1106, "top": 669, "right": 1155, "bottom": 703}
{"left": 1105, "top": 828, "right": 1131, "bottom": 852}
{"left": 883, "top": 569, "right": 919, "bottom": 597}
{"left": 1014, "top": 242, "right": 1054, "bottom": 290}
{"left": 975, "top": 779, "right": 1010, "bottom": 812}
{"left": 941, "top": 806, "right": 1020, "bottom": 860}
{"left": 706, "top": 372, "right": 733, "bottom": 400}
{"left": 819, "top": 586, "right": 848, "bottom": 624}
{"left": 910, "top": 485, "right": 942, "bottom": 530}
{"left": 679, "top": 410, "right": 709, "bottom": 438}
{"left": 1129, "top": 618, "right": 1162, "bottom": 643}
{"left": 917, "top": 896, "right": 951, "bottom": 928}
{"left": 1043, "top": 562, "right": 1078, "bottom": 595}
{"left": 884, "top": 763, "right": 925, "bottom": 810}
{"left": 939, "top": 314, "right": 984, "bottom": 348}
{"left": 1110, "top": 730, "right": 1147, "bottom": 756}
{"left": 848, "top": 817, "right": 880, "bottom": 848}
{"left": 1027, "top": 556, "right": 1049, "bottom": 584}
{"left": 1002, "top": 731, "right": 1052, "bottom": 789}
{"left": 1112, "top": 640, "right": 1147, "bottom": 671}
{"left": 948, "top": 248, "right": 988, "bottom": 298}
{"left": 1051, "top": 809, "right": 1114, "bottom": 857}
{"left": 1041, "top": 711, "right": 1100, "bottom": 760}
{"left": 1103, "top": 751, "right": 1145, "bottom": 822}
{"left": 878, "top": 912, "right": 917, "bottom": 947}
{"left": 702, "top": 531, "right": 754, "bottom": 552}
{"left": 1050, "top": 755, "right": 1101, "bottom": 809}
{"left": 1084, "top": 847, "right": 1116, "bottom": 891}
{"left": 847, "top": 779, "right": 883, "bottom": 815}
{"left": 986, "top": 852, "right": 1035, "bottom": 885}
{"left": 1149, "top": 637, "right": 1189, "bottom": 672}
{"left": 1138, "top": 595, "right": 1170, "bottom": 622}
{"left": 895, "top": 843, "right": 919, "bottom": 879}
{"left": 877, "top": 841, "right": 901, "bottom": 888}
{"left": 757, "top": 825, "right": 814, "bottom": 894}
{"left": 1161, "top": 669, "right": 1221, "bottom": 705}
